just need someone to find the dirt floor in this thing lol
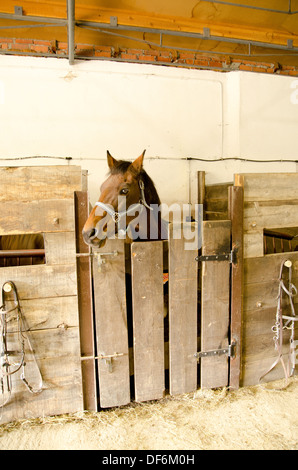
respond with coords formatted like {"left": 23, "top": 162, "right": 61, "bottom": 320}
{"left": 0, "top": 377, "right": 297, "bottom": 450}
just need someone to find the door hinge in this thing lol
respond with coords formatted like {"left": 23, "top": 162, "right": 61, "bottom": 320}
{"left": 196, "top": 247, "right": 237, "bottom": 265}
{"left": 195, "top": 342, "right": 236, "bottom": 361}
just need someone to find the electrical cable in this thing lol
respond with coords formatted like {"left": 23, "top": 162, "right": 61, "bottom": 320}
{"left": 0, "top": 156, "right": 297, "bottom": 164}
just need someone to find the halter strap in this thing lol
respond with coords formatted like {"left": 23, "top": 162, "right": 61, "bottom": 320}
{"left": 94, "top": 179, "right": 153, "bottom": 223}
{"left": 95, "top": 201, "right": 143, "bottom": 223}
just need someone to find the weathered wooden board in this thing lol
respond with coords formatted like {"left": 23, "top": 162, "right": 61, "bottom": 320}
{"left": 205, "top": 182, "right": 233, "bottom": 221}
{"left": 0, "top": 264, "right": 77, "bottom": 299}
{"left": 0, "top": 199, "right": 75, "bottom": 235}
{"left": 0, "top": 166, "right": 84, "bottom": 202}
{"left": 74, "top": 191, "right": 97, "bottom": 411}
{"left": 242, "top": 203, "right": 298, "bottom": 233}
{"left": 241, "top": 356, "right": 293, "bottom": 386}
{"left": 92, "top": 238, "right": 130, "bottom": 408}
{"left": 242, "top": 329, "right": 295, "bottom": 361}
{"left": 235, "top": 173, "right": 298, "bottom": 259}
{"left": 4, "top": 296, "right": 79, "bottom": 331}
{"left": 235, "top": 173, "right": 298, "bottom": 202}
{"left": 169, "top": 223, "right": 198, "bottom": 396}
{"left": 200, "top": 220, "right": 231, "bottom": 389}
{"left": 0, "top": 328, "right": 83, "bottom": 424}
{"left": 241, "top": 252, "right": 298, "bottom": 386}
{"left": 44, "top": 232, "right": 76, "bottom": 265}
{"left": 228, "top": 186, "right": 243, "bottom": 390}
{"left": 131, "top": 241, "right": 164, "bottom": 402}
{"left": 245, "top": 253, "right": 298, "bottom": 285}
{"left": 243, "top": 232, "right": 264, "bottom": 258}
{"left": 243, "top": 280, "right": 298, "bottom": 315}
{"left": 241, "top": 332, "right": 295, "bottom": 387}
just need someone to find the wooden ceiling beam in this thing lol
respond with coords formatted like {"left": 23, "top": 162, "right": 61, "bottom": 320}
{"left": 0, "top": 1, "right": 298, "bottom": 48}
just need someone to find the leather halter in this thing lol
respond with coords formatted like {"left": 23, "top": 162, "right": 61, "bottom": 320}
{"left": 94, "top": 179, "right": 153, "bottom": 224}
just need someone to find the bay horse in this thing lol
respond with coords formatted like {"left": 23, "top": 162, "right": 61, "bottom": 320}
{"left": 0, "top": 234, "right": 45, "bottom": 267}
{"left": 82, "top": 150, "right": 168, "bottom": 248}
{"left": 83, "top": 150, "right": 169, "bottom": 336}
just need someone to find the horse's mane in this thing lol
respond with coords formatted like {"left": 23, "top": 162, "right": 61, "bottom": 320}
{"left": 110, "top": 160, "right": 161, "bottom": 206}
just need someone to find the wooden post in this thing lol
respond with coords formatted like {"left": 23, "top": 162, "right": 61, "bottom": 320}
{"left": 200, "top": 220, "right": 231, "bottom": 389}
{"left": 197, "top": 171, "right": 206, "bottom": 220}
{"left": 74, "top": 191, "right": 97, "bottom": 411}
{"left": 228, "top": 186, "right": 244, "bottom": 390}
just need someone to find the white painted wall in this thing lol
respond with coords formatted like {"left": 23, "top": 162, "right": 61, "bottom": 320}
{"left": 0, "top": 55, "right": 297, "bottom": 206}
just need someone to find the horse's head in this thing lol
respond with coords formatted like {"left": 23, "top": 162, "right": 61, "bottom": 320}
{"left": 82, "top": 150, "right": 151, "bottom": 248}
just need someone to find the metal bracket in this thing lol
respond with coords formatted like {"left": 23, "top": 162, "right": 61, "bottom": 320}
{"left": 14, "top": 6, "right": 23, "bottom": 16}
{"left": 203, "top": 27, "right": 210, "bottom": 38}
{"left": 195, "top": 342, "right": 236, "bottom": 361}
{"left": 110, "top": 16, "right": 118, "bottom": 27}
{"left": 196, "top": 247, "right": 237, "bottom": 265}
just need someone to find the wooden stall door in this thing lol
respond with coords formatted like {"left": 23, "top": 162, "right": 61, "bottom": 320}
{"left": 92, "top": 239, "right": 130, "bottom": 408}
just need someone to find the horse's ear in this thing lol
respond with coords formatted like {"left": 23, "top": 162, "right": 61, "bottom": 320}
{"left": 107, "top": 150, "right": 117, "bottom": 170}
{"left": 129, "top": 150, "right": 146, "bottom": 175}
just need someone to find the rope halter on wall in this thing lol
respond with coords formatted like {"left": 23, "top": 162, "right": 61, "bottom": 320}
{"left": 0, "top": 281, "right": 43, "bottom": 412}
{"left": 260, "top": 260, "right": 298, "bottom": 387}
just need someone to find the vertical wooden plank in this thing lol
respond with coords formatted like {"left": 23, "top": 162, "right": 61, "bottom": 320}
{"left": 200, "top": 220, "right": 231, "bottom": 389}
{"left": 131, "top": 241, "right": 165, "bottom": 402}
{"left": 228, "top": 186, "right": 244, "bottom": 390}
{"left": 169, "top": 223, "right": 198, "bottom": 396}
{"left": 93, "top": 238, "right": 130, "bottom": 408}
{"left": 74, "top": 191, "right": 97, "bottom": 411}
{"left": 197, "top": 171, "right": 206, "bottom": 220}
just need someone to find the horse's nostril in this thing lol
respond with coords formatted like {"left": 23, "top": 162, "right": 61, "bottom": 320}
{"left": 83, "top": 228, "right": 97, "bottom": 242}
{"left": 88, "top": 228, "right": 97, "bottom": 239}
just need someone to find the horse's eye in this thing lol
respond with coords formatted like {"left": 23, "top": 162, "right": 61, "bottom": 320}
{"left": 120, "top": 188, "right": 129, "bottom": 195}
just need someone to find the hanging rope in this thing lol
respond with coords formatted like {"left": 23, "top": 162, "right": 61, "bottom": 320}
{"left": 0, "top": 281, "right": 43, "bottom": 412}
{"left": 260, "top": 260, "right": 297, "bottom": 386}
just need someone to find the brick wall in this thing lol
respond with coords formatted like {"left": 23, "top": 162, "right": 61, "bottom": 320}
{"left": 1, "top": 37, "right": 298, "bottom": 76}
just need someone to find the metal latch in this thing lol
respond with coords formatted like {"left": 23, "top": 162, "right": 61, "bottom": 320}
{"left": 81, "top": 352, "right": 124, "bottom": 373}
{"left": 195, "top": 342, "right": 236, "bottom": 361}
{"left": 196, "top": 247, "right": 237, "bottom": 265}
{"left": 76, "top": 251, "right": 119, "bottom": 272}
{"left": 94, "top": 251, "right": 118, "bottom": 272}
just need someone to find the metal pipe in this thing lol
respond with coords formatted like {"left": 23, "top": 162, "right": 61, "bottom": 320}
{"left": 0, "top": 12, "right": 67, "bottom": 24}
{"left": 0, "top": 23, "right": 63, "bottom": 30}
{"left": 67, "top": 0, "right": 75, "bottom": 65}
{"left": 0, "top": 249, "right": 45, "bottom": 258}
{"left": 77, "top": 22, "right": 298, "bottom": 52}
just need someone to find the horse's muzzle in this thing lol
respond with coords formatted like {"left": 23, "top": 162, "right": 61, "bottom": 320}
{"left": 82, "top": 228, "right": 106, "bottom": 248}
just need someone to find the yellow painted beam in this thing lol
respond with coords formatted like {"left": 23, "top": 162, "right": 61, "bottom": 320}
{"left": 0, "top": 0, "right": 297, "bottom": 49}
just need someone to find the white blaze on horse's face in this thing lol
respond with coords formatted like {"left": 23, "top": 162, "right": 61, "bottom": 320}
{"left": 82, "top": 151, "right": 146, "bottom": 248}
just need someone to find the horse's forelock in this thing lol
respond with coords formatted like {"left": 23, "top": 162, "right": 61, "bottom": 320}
{"left": 109, "top": 159, "right": 160, "bottom": 206}
{"left": 110, "top": 160, "right": 131, "bottom": 175}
